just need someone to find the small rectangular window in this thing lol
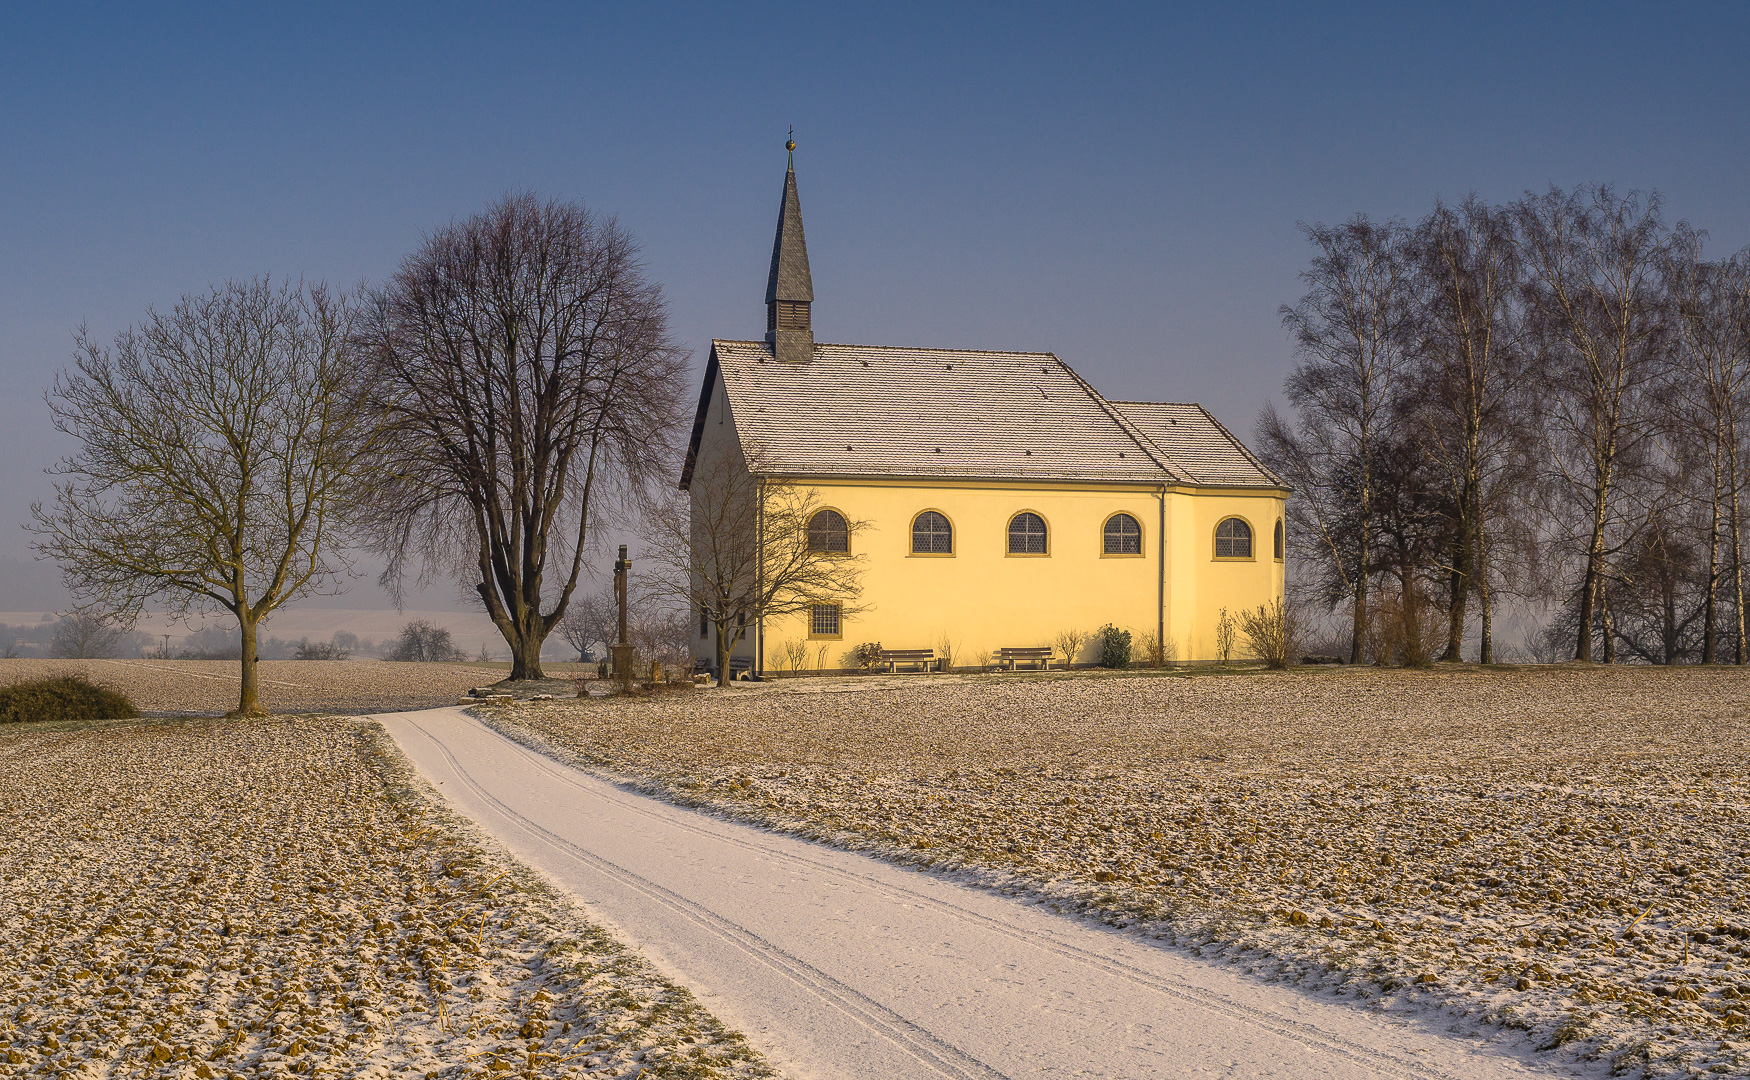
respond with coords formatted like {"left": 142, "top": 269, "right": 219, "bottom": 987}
{"left": 700, "top": 605, "right": 710, "bottom": 637}
{"left": 810, "top": 604, "right": 841, "bottom": 637}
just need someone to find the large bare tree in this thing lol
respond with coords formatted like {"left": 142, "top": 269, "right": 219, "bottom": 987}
{"left": 643, "top": 447, "right": 867, "bottom": 680}
{"left": 357, "top": 193, "right": 687, "bottom": 680}
{"left": 32, "top": 278, "right": 373, "bottom": 715}
{"left": 1265, "top": 216, "right": 1416, "bottom": 663}
{"left": 1516, "top": 185, "right": 1672, "bottom": 662}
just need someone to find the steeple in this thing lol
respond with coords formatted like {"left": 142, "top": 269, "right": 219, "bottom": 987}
{"left": 765, "top": 133, "right": 814, "bottom": 363}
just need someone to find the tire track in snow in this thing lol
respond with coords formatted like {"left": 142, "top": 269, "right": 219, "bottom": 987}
{"left": 471, "top": 712, "right": 1464, "bottom": 1080}
{"left": 395, "top": 710, "right": 1009, "bottom": 1080}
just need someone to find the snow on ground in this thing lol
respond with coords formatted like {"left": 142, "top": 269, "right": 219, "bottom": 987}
{"left": 0, "top": 716, "right": 775, "bottom": 1078}
{"left": 479, "top": 666, "right": 1750, "bottom": 1079}
{"left": 0, "top": 659, "right": 519, "bottom": 715}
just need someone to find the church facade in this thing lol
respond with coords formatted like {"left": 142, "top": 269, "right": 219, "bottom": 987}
{"left": 681, "top": 153, "right": 1287, "bottom": 671}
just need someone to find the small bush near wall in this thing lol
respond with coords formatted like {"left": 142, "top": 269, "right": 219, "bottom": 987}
{"left": 851, "top": 642, "right": 884, "bottom": 673}
{"left": 1238, "top": 599, "right": 1299, "bottom": 669}
{"left": 1096, "top": 625, "right": 1132, "bottom": 669}
{"left": 0, "top": 675, "right": 140, "bottom": 724}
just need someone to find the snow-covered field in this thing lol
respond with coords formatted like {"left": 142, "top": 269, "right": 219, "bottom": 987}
{"left": 0, "top": 659, "right": 518, "bottom": 715}
{"left": 0, "top": 716, "right": 774, "bottom": 1078}
{"left": 483, "top": 667, "right": 1750, "bottom": 1079}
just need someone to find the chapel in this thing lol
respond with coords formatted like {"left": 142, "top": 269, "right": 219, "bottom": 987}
{"left": 681, "top": 145, "right": 1286, "bottom": 672}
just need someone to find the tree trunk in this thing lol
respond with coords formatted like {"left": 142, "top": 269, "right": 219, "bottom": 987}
{"left": 1441, "top": 548, "right": 1467, "bottom": 663}
{"left": 1350, "top": 528, "right": 1369, "bottom": 665}
{"left": 509, "top": 631, "right": 545, "bottom": 681}
{"left": 712, "top": 621, "right": 744, "bottom": 684}
{"left": 1731, "top": 426, "right": 1746, "bottom": 665}
{"left": 1575, "top": 482, "right": 1611, "bottom": 662}
{"left": 1478, "top": 521, "right": 1493, "bottom": 665}
{"left": 1600, "top": 579, "right": 1616, "bottom": 664}
{"left": 1704, "top": 461, "right": 1722, "bottom": 663}
{"left": 1441, "top": 472, "right": 1477, "bottom": 663}
{"left": 1662, "top": 564, "right": 1679, "bottom": 665}
{"left": 235, "top": 613, "right": 262, "bottom": 717}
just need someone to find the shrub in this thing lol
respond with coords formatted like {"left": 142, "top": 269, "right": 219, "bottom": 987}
{"left": 294, "top": 637, "right": 350, "bottom": 660}
{"left": 1215, "top": 607, "right": 1237, "bottom": 664}
{"left": 386, "top": 620, "right": 464, "bottom": 662}
{"left": 0, "top": 675, "right": 139, "bottom": 724}
{"left": 851, "top": 642, "right": 885, "bottom": 673}
{"left": 1365, "top": 589, "right": 1441, "bottom": 667}
{"left": 1096, "top": 624, "right": 1131, "bottom": 669}
{"left": 1133, "top": 630, "right": 1176, "bottom": 668}
{"left": 1054, "top": 628, "right": 1088, "bottom": 667}
{"left": 1237, "top": 599, "right": 1299, "bottom": 669}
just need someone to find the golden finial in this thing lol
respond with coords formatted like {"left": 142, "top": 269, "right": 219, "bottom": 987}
{"left": 786, "top": 125, "right": 796, "bottom": 154}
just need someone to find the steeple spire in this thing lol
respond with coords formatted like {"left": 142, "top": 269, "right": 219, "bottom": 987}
{"left": 765, "top": 132, "right": 813, "bottom": 363}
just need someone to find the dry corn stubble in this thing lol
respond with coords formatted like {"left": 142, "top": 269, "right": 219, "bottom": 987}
{"left": 0, "top": 716, "right": 775, "bottom": 1079}
{"left": 484, "top": 665, "right": 1750, "bottom": 1079}
{"left": 0, "top": 659, "right": 522, "bottom": 716}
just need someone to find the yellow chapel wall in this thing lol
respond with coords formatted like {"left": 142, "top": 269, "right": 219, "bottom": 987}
{"left": 751, "top": 477, "right": 1285, "bottom": 668}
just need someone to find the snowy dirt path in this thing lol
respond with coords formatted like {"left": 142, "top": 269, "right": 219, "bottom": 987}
{"left": 379, "top": 707, "right": 1589, "bottom": 1080}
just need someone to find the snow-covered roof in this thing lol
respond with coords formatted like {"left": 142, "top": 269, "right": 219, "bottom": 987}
{"left": 1106, "top": 401, "right": 1282, "bottom": 489}
{"left": 682, "top": 339, "right": 1282, "bottom": 490}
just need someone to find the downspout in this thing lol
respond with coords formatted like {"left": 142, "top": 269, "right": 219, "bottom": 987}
{"left": 756, "top": 476, "right": 766, "bottom": 679}
{"left": 1158, "top": 484, "right": 1167, "bottom": 664}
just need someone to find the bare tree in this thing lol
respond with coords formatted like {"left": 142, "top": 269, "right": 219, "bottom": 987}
{"left": 631, "top": 608, "right": 693, "bottom": 675}
{"left": 385, "top": 620, "right": 464, "bottom": 662}
{"left": 643, "top": 447, "right": 867, "bottom": 680}
{"left": 31, "top": 279, "right": 372, "bottom": 715}
{"left": 1406, "top": 196, "right": 1530, "bottom": 662}
{"left": 1516, "top": 185, "right": 1673, "bottom": 662}
{"left": 1237, "top": 599, "right": 1299, "bottom": 669}
{"left": 1054, "top": 627, "right": 1088, "bottom": 667}
{"left": 1266, "top": 216, "right": 1417, "bottom": 663}
{"left": 294, "top": 637, "right": 350, "bottom": 660}
{"left": 356, "top": 193, "right": 688, "bottom": 681}
{"left": 50, "top": 613, "right": 124, "bottom": 659}
{"left": 557, "top": 589, "right": 616, "bottom": 662}
{"left": 1663, "top": 232, "right": 1750, "bottom": 663}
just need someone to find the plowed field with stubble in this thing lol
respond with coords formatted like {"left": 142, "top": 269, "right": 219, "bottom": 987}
{"left": 0, "top": 716, "right": 773, "bottom": 1079}
{"left": 0, "top": 659, "right": 513, "bottom": 715}
{"left": 485, "top": 666, "right": 1750, "bottom": 1078}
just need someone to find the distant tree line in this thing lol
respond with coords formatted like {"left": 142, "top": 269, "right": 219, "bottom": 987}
{"left": 0, "top": 615, "right": 474, "bottom": 662}
{"left": 1261, "top": 184, "right": 1750, "bottom": 665}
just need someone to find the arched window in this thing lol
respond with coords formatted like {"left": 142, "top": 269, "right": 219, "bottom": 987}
{"left": 912, "top": 511, "right": 953, "bottom": 554}
{"left": 1103, "top": 513, "right": 1142, "bottom": 555}
{"left": 1214, "top": 517, "right": 1253, "bottom": 559}
{"left": 807, "top": 509, "right": 848, "bottom": 553}
{"left": 1008, "top": 512, "right": 1048, "bottom": 555}
{"left": 1274, "top": 519, "right": 1284, "bottom": 560}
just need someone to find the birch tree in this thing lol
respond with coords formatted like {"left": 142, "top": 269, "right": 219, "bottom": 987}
{"left": 1663, "top": 231, "right": 1750, "bottom": 663}
{"left": 1516, "top": 185, "right": 1672, "bottom": 662}
{"left": 1269, "top": 217, "right": 1416, "bottom": 663}
{"left": 1406, "top": 196, "right": 1527, "bottom": 662}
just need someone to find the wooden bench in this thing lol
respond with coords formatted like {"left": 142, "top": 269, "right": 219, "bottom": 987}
{"left": 998, "top": 646, "right": 1054, "bottom": 671}
{"left": 880, "top": 648, "right": 938, "bottom": 673}
{"left": 727, "top": 656, "right": 755, "bottom": 681}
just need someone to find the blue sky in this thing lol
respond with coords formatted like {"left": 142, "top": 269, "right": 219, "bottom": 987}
{"left": 3, "top": 2, "right": 1747, "bottom": 607}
